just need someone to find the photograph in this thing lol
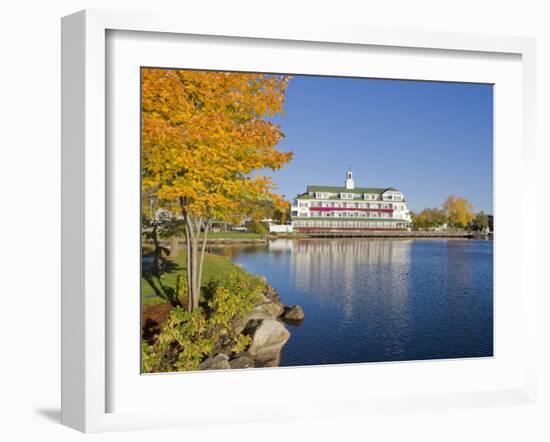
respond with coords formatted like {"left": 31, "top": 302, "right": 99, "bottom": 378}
{"left": 140, "top": 67, "right": 493, "bottom": 373}
{"left": 0, "top": 0, "right": 544, "bottom": 438}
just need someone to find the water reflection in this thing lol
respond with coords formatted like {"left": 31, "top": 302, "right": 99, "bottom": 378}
{"left": 209, "top": 239, "right": 493, "bottom": 366}
{"left": 277, "top": 240, "right": 411, "bottom": 324}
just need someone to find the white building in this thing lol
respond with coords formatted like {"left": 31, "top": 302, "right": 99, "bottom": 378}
{"left": 269, "top": 224, "right": 294, "bottom": 233}
{"left": 290, "top": 170, "right": 412, "bottom": 231}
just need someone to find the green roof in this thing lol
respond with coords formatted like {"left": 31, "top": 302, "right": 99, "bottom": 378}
{"left": 306, "top": 185, "right": 398, "bottom": 195}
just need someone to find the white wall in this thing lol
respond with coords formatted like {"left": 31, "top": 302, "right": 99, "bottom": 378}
{"left": 0, "top": 1, "right": 548, "bottom": 441}
{"left": 269, "top": 224, "right": 293, "bottom": 233}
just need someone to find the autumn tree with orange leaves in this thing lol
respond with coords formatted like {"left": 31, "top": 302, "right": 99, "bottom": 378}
{"left": 141, "top": 69, "right": 293, "bottom": 311}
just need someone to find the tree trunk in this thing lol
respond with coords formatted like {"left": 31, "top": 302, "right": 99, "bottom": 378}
{"left": 169, "top": 236, "right": 179, "bottom": 257}
{"left": 197, "top": 221, "right": 210, "bottom": 294}
{"left": 190, "top": 234, "right": 200, "bottom": 310}
{"left": 184, "top": 224, "right": 192, "bottom": 312}
{"left": 151, "top": 222, "right": 163, "bottom": 276}
{"left": 183, "top": 211, "right": 200, "bottom": 311}
{"left": 180, "top": 199, "right": 211, "bottom": 312}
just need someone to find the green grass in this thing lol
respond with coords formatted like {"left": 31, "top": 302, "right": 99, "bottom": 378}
{"left": 141, "top": 250, "right": 244, "bottom": 307}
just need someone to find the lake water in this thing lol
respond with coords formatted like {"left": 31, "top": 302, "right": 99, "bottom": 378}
{"left": 212, "top": 239, "right": 493, "bottom": 367}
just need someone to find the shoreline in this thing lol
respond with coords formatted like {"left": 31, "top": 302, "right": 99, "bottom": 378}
{"left": 154, "top": 231, "right": 492, "bottom": 248}
{"left": 141, "top": 251, "right": 300, "bottom": 371}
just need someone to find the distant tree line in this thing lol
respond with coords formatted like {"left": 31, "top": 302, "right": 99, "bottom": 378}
{"left": 411, "top": 195, "right": 491, "bottom": 231}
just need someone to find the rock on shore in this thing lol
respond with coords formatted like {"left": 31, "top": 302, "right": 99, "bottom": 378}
{"left": 199, "top": 353, "right": 231, "bottom": 370}
{"left": 202, "top": 284, "right": 303, "bottom": 370}
{"left": 249, "top": 293, "right": 285, "bottom": 319}
{"left": 245, "top": 318, "right": 291, "bottom": 365}
{"left": 282, "top": 305, "right": 304, "bottom": 321}
{"left": 237, "top": 284, "right": 302, "bottom": 367}
{"left": 229, "top": 352, "right": 255, "bottom": 369}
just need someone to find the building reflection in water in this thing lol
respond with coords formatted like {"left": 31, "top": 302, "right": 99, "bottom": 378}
{"left": 269, "top": 239, "right": 410, "bottom": 294}
{"left": 268, "top": 239, "right": 413, "bottom": 359}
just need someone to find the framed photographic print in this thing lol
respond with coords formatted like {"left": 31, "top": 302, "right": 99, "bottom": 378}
{"left": 61, "top": 9, "right": 538, "bottom": 432}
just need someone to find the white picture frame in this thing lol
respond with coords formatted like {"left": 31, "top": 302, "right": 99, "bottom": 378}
{"left": 61, "top": 9, "right": 537, "bottom": 433}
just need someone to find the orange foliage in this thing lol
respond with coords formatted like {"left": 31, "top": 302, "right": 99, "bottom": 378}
{"left": 141, "top": 68, "right": 293, "bottom": 222}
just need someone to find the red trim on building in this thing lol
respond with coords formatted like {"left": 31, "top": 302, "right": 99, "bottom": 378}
{"left": 309, "top": 207, "right": 394, "bottom": 213}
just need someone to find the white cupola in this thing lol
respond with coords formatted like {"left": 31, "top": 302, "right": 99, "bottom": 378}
{"left": 345, "top": 169, "right": 355, "bottom": 189}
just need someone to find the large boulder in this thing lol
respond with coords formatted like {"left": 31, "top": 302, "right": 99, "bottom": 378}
{"left": 245, "top": 319, "right": 290, "bottom": 363}
{"left": 229, "top": 352, "right": 255, "bottom": 369}
{"left": 246, "top": 310, "right": 276, "bottom": 322}
{"left": 243, "top": 293, "right": 285, "bottom": 323}
{"left": 283, "top": 305, "right": 304, "bottom": 321}
{"left": 199, "top": 353, "right": 230, "bottom": 370}
{"left": 232, "top": 317, "right": 249, "bottom": 335}
{"left": 259, "top": 353, "right": 281, "bottom": 368}
{"left": 249, "top": 295, "right": 285, "bottom": 319}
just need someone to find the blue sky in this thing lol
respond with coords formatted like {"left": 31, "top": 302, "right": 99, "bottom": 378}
{"left": 267, "top": 75, "right": 493, "bottom": 214}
